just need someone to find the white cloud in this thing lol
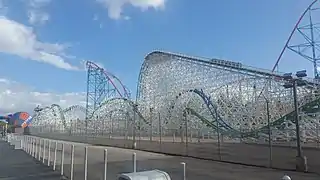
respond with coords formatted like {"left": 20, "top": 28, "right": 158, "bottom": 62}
{"left": 0, "top": 77, "right": 86, "bottom": 114}
{"left": 0, "top": 16, "right": 81, "bottom": 70}
{"left": 27, "top": 0, "right": 51, "bottom": 25}
{"left": 96, "top": 0, "right": 166, "bottom": 20}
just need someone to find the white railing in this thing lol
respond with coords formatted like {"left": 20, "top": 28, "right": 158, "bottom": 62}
{"left": 5, "top": 133, "right": 185, "bottom": 180}
{"left": 4, "top": 133, "right": 293, "bottom": 180}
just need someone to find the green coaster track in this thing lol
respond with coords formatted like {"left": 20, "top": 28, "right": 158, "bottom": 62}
{"left": 177, "top": 89, "right": 320, "bottom": 139}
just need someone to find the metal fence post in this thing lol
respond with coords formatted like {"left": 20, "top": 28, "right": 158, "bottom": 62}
{"left": 20, "top": 139, "right": 23, "bottom": 151}
{"left": 28, "top": 137, "right": 31, "bottom": 155}
{"left": 27, "top": 137, "right": 29, "bottom": 153}
{"left": 34, "top": 138, "right": 37, "bottom": 157}
{"left": 38, "top": 139, "right": 41, "bottom": 161}
{"left": 53, "top": 141, "right": 57, "bottom": 171}
{"left": 25, "top": 136, "right": 27, "bottom": 152}
{"left": 25, "top": 136, "right": 28, "bottom": 153}
{"left": 84, "top": 146, "right": 88, "bottom": 180}
{"left": 29, "top": 137, "right": 32, "bottom": 154}
{"left": 104, "top": 149, "right": 108, "bottom": 180}
{"left": 22, "top": 136, "right": 25, "bottom": 151}
{"left": 42, "top": 140, "right": 46, "bottom": 164}
{"left": 30, "top": 137, "right": 33, "bottom": 155}
{"left": 29, "top": 137, "right": 31, "bottom": 153}
{"left": 181, "top": 162, "right": 186, "bottom": 180}
{"left": 28, "top": 137, "right": 30, "bottom": 154}
{"left": 35, "top": 138, "right": 38, "bottom": 158}
{"left": 47, "top": 141, "right": 51, "bottom": 166}
{"left": 32, "top": 139, "right": 35, "bottom": 157}
{"left": 60, "top": 143, "right": 65, "bottom": 176}
{"left": 33, "top": 138, "right": 36, "bottom": 157}
{"left": 317, "top": 123, "right": 319, "bottom": 149}
{"left": 70, "top": 145, "right": 75, "bottom": 180}
{"left": 132, "top": 152, "right": 137, "bottom": 173}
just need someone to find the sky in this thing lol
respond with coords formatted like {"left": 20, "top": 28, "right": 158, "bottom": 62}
{"left": 0, "top": 0, "right": 317, "bottom": 114}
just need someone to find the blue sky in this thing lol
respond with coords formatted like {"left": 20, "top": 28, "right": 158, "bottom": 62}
{"left": 0, "top": 0, "right": 317, "bottom": 113}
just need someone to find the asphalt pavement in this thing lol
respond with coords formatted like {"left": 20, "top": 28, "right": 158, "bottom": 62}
{"left": 33, "top": 133, "right": 320, "bottom": 174}
{"left": 32, "top": 137, "right": 320, "bottom": 180}
{"left": 0, "top": 140, "right": 63, "bottom": 180}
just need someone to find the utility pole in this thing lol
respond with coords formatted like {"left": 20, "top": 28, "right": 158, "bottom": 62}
{"left": 292, "top": 80, "right": 302, "bottom": 157}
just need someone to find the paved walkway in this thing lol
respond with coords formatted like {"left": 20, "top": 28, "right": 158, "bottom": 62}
{"left": 0, "top": 140, "right": 64, "bottom": 180}
{"left": 34, "top": 137, "right": 320, "bottom": 180}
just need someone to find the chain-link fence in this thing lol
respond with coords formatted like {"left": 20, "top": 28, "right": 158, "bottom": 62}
{"left": 29, "top": 114, "right": 320, "bottom": 175}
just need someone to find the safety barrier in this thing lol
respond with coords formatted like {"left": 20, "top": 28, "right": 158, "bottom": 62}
{"left": 4, "top": 134, "right": 293, "bottom": 180}
{"left": 5, "top": 134, "right": 185, "bottom": 180}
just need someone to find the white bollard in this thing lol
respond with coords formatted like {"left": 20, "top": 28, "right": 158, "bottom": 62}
{"left": 84, "top": 146, "right": 88, "bottom": 180}
{"left": 29, "top": 137, "right": 31, "bottom": 154}
{"left": 33, "top": 138, "right": 36, "bottom": 157}
{"left": 47, "top": 141, "right": 51, "bottom": 166}
{"left": 29, "top": 138, "right": 32, "bottom": 156}
{"left": 28, "top": 137, "right": 30, "bottom": 154}
{"left": 34, "top": 138, "right": 36, "bottom": 157}
{"left": 23, "top": 137, "right": 25, "bottom": 151}
{"left": 35, "top": 138, "right": 38, "bottom": 158}
{"left": 70, "top": 145, "right": 75, "bottom": 180}
{"left": 21, "top": 137, "right": 24, "bottom": 151}
{"left": 61, "top": 143, "right": 65, "bottom": 176}
{"left": 20, "top": 139, "right": 23, "bottom": 150}
{"left": 181, "top": 162, "right": 186, "bottom": 180}
{"left": 30, "top": 138, "right": 33, "bottom": 155}
{"left": 38, "top": 139, "right": 42, "bottom": 161}
{"left": 132, "top": 153, "right": 137, "bottom": 173}
{"left": 22, "top": 136, "right": 25, "bottom": 151}
{"left": 26, "top": 137, "right": 28, "bottom": 153}
{"left": 27, "top": 137, "right": 29, "bottom": 154}
{"left": 42, "top": 140, "right": 46, "bottom": 164}
{"left": 104, "top": 149, "right": 108, "bottom": 180}
{"left": 53, "top": 141, "right": 57, "bottom": 171}
{"left": 32, "top": 140, "right": 35, "bottom": 157}
{"left": 24, "top": 136, "right": 26, "bottom": 151}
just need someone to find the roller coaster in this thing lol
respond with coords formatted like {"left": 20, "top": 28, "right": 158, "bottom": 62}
{"left": 31, "top": 50, "right": 320, "bottom": 142}
{"left": 31, "top": 0, "right": 320, "bottom": 143}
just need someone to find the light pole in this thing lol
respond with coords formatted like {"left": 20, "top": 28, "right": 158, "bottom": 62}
{"left": 283, "top": 70, "right": 308, "bottom": 172}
